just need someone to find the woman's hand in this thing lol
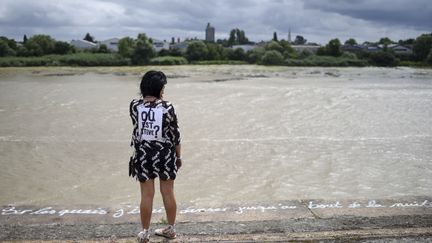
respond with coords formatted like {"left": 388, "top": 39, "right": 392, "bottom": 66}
{"left": 176, "top": 158, "right": 182, "bottom": 169}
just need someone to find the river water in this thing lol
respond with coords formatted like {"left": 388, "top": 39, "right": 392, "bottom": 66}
{"left": 0, "top": 66, "right": 431, "bottom": 207}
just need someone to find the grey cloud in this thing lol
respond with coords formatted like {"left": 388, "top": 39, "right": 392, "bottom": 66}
{"left": 0, "top": 0, "right": 430, "bottom": 44}
{"left": 0, "top": 1, "right": 70, "bottom": 27}
{"left": 304, "top": 0, "right": 432, "bottom": 30}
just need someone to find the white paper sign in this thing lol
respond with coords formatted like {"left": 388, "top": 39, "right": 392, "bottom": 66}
{"left": 137, "top": 105, "right": 163, "bottom": 141}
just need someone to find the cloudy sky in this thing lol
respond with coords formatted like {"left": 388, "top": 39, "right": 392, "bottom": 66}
{"left": 1, "top": 0, "right": 431, "bottom": 44}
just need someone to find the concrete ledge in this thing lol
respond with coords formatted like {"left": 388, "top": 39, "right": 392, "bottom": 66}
{"left": 1, "top": 197, "right": 431, "bottom": 242}
{"left": 1, "top": 215, "right": 432, "bottom": 242}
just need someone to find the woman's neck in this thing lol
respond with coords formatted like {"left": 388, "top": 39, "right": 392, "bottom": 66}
{"left": 143, "top": 96, "right": 158, "bottom": 101}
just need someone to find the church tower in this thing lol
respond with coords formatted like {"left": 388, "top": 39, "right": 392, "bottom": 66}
{"left": 288, "top": 28, "right": 292, "bottom": 43}
{"left": 205, "top": 23, "right": 215, "bottom": 42}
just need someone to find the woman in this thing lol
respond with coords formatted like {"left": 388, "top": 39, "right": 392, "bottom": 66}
{"left": 129, "top": 70, "right": 182, "bottom": 243}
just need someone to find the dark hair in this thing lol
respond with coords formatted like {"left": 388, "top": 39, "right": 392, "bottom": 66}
{"left": 140, "top": 70, "right": 167, "bottom": 98}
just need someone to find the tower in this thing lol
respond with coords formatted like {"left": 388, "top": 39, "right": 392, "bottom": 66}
{"left": 205, "top": 23, "right": 215, "bottom": 42}
{"left": 288, "top": 28, "right": 292, "bottom": 43}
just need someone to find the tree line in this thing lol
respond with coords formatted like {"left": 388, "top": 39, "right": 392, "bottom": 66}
{"left": 1, "top": 29, "right": 431, "bottom": 67}
{"left": 181, "top": 31, "right": 432, "bottom": 66}
{"left": 0, "top": 33, "right": 113, "bottom": 57}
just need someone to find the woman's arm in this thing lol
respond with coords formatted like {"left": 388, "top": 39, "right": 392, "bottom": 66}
{"left": 175, "top": 144, "right": 182, "bottom": 169}
{"left": 129, "top": 99, "right": 139, "bottom": 147}
{"left": 168, "top": 103, "right": 182, "bottom": 169}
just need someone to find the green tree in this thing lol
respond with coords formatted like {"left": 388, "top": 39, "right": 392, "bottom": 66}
{"left": 0, "top": 37, "right": 17, "bottom": 51}
{"left": 168, "top": 48, "right": 183, "bottom": 57}
{"left": 132, "top": 33, "right": 155, "bottom": 65}
{"left": 237, "top": 29, "right": 249, "bottom": 44}
{"left": 236, "top": 29, "right": 242, "bottom": 44}
{"left": 369, "top": 51, "right": 398, "bottom": 67}
{"left": 228, "top": 29, "right": 236, "bottom": 46}
{"left": 378, "top": 37, "right": 395, "bottom": 46}
{"left": 398, "top": 38, "right": 414, "bottom": 45}
{"left": 345, "top": 38, "right": 357, "bottom": 45}
{"left": 273, "top": 32, "right": 278, "bottom": 42}
{"left": 246, "top": 47, "right": 265, "bottom": 64}
{"left": 25, "top": 35, "right": 56, "bottom": 56}
{"left": 84, "top": 33, "right": 95, "bottom": 43}
{"left": 229, "top": 48, "right": 246, "bottom": 60}
{"left": 185, "top": 41, "right": 208, "bottom": 61}
{"left": 326, "top": 38, "right": 342, "bottom": 57}
{"left": 24, "top": 41, "right": 43, "bottom": 56}
{"left": 23, "top": 34, "right": 28, "bottom": 44}
{"left": 294, "top": 35, "right": 306, "bottom": 45}
{"left": 427, "top": 47, "right": 432, "bottom": 64}
{"left": 341, "top": 52, "right": 358, "bottom": 59}
{"left": 53, "top": 41, "right": 73, "bottom": 54}
{"left": 223, "top": 48, "right": 234, "bottom": 60}
{"left": 158, "top": 49, "right": 170, "bottom": 56}
{"left": 413, "top": 34, "right": 432, "bottom": 61}
{"left": 0, "top": 39, "right": 16, "bottom": 56}
{"left": 118, "top": 37, "right": 135, "bottom": 57}
{"left": 206, "top": 43, "right": 223, "bottom": 60}
{"left": 299, "top": 49, "right": 312, "bottom": 59}
{"left": 16, "top": 46, "right": 29, "bottom": 56}
{"left": 0, "top": 37, "right": 18, "bottom": 56}
{"left": 261, "top": 50, "right": 284, "bottom": 65}
{"left": 98, "top": 44, "right": 110, "bottom": 53}
{"left": 216, "top": 38, "right": 229, "bottom": 47}
{"left": 227, "top": 28, "right": 249, "bottom": 46}
{"left": 279, "top": 39, "right": 295, "bottom": 58}
{"left": 265, "top": 41, "right": 284, "bottom": 53}
{"left": 316, "top": 46, "right": 327, "bottom": 56}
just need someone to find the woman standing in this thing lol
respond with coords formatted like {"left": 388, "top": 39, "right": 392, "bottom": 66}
{"left": 129, "top": 71, "right": 182, "bottom": 242}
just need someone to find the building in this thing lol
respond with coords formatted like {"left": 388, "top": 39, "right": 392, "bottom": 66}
{"left": 365, "top": 45, "right": 382, "bottom": 52}
{"left": 205, "top": 23, "right": 215, "bottom": 42}
{"left": 170, "top": 41, "right": 189, "bottom": 52}
{"left": 341, "top": 44, "right": 366, "bottom": 53}
{"left": 70, "top": 39, "right": 97, "bottom": 50}
{"left": 342, "top": 44, "right": 413, "bottom": 55}
{"left": 98, "top": 38, "right": 120, "bottom": 52}
{"left": 389, "top": 44, "right": 413, "bottom": 55}
{"left": 152, "top": 39, "right": 170, "bottom": 52}
{"left": 71, "top": 38, "right": 120, "bottom": 51}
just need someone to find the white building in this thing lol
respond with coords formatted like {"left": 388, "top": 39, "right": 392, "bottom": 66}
{"left": 366, "top": 46, "right": 382, "bottom": 52}
{"left": 98, "top": 38, "right": 120, "bottom": 52}
{"left": 170, "top": 41, "right": 189, "bottom": 52}
{"left": 152, "top": 39, "right": 170, "bottom": 52}
{"left": 389, "top": 44, "right": 413, "bottom": 55}
{"left": 70, "top": 39, "right": 97, "bottom": 50}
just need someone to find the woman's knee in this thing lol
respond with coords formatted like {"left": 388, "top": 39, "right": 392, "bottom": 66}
{"left": 141, "top": 190, "right": 155, "bottom": 199}
{"left": 159, "top": 180, "right": 174, "bottom": 196}
{"left": 140, "top": 180, "right": 155, "bottom": 198}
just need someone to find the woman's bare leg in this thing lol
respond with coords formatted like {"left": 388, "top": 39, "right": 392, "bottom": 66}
{"left": 139, "top": 179, "right": 155, "bottom": 229}
{"left": 159, "top": 179, "right": 177, "bottom": 225}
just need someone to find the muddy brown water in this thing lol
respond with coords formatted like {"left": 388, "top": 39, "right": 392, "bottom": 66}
{"left": 0, "top": 66, "right": 431, "bottom": 208}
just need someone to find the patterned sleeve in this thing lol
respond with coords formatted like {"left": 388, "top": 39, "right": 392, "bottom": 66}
{"left": 129, "top": 99, "right": 139, "bottom": 147}
{"left": 167, "top": 103, "right": 181, "bottom": 145}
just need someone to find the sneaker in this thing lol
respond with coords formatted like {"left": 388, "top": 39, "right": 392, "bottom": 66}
{"left": 155, "top": 225, "right": 176, "bottom": 239}
{"left": 137, "top": 229, "right": 150, "bottom": 243}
